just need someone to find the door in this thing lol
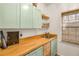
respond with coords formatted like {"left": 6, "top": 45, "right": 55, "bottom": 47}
{"left": 20, "top": 3, "right": 33, "bottom": 28}
{"left": 51, "top": 39, "right": 57, "bottom": 56}
{"left": 2, "top": 3, "right": 20, "bottom": 28}
{"left": 33, "top": 7, "right": 42, "bottom": 28}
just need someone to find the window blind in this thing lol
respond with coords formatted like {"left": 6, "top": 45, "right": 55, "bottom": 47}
{"left": 62, "top": 9, "right": 79, "bottom": 44}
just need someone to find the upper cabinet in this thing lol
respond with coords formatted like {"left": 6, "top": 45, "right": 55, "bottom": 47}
{"left": 1, "top": 4, "right": 20, "bottom": 28}
{"left": 0, "top": 4, "right": 3, "bottom": 28}
{"left": 20, "top": 3, "right": 42, "bottom": 28}
{"left": 20, "top": 4, "right": 33, "bottom": 28}
{"left": 32, "top": 7, "right": 42, "bottom": 28}
{"left": 0, "top": 3, "right": 43, "bottom": 29}
{"left": 21, "top": 3, "right": 42, "bottom": 28}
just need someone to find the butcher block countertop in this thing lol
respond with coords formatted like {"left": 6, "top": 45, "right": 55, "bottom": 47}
{"left": 0, "top": 33, "right": 57, "bottom": 56}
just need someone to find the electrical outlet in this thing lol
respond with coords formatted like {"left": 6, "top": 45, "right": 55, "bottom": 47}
{"left": 20, "top": 34, "right": 22, "bottom": 37}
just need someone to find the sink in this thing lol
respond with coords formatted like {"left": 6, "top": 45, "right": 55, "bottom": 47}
{"left": 41, "top": 33, "right": 56, "bottom": 39}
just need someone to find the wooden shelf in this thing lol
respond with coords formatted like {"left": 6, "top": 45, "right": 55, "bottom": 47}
{"left": 42, "top": 14, "right": 49, "bottom": 20}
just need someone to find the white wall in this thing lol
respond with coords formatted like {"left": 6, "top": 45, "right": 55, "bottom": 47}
{"left": 61, "top": 3, "right": 79, "bottom": 12}
{"left": 58, "top": 3, "right": 79, "bottom": 56}
{"left": 41, "top": 3, "right": 79, "bottom": 56}
{"left": 40, "top": 3, "right": 62, "bottom": 55}
{"left": 38, "top": 3, "right": 62, "bottom": 41}
{"left": 20, "top": 29, "right": 45, "bottom": 38}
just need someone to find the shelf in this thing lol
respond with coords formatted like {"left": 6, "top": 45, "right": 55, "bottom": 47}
{"left": 42, "top": 23, "right": 49, "bottom": 29}
{"left": 42, "top": 14, "right": 49, "bottom": 20}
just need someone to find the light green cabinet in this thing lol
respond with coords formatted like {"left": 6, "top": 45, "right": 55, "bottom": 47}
{"left": 2, "top": 4, "right": 20, "bottom": 28}
{"left": 20, "top": 3, "right": 33, "bottom": 28}
{"left": 33, "top": 7, "right": 42, "bottom": 28}
{"left": 0, "top": 3, "right": 42, "bottom": 29}
{"left": 0, "top": 4, "right": 3, "bottom": 28}
{"left": 21, "top": 4, "right": 42, "bottom": 28}
{"left": 26, "top": 46, "right": 43, "bottom": 56}
{"left": 51, "top": 39, "right": 57, "bottom": 56}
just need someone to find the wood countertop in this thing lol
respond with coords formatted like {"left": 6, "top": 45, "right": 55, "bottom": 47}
{"left": 0, "top": 33, "right": 57, "bottom": 56}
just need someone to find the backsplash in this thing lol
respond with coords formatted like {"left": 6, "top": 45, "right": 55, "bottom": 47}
{"left": 0, "top": 29, "right": 47, "bottom": 39}
{"left": 20, "top": 29, "right": 46, "bottom": 38}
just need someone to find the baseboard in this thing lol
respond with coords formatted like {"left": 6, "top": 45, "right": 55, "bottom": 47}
{"left": 56, "top": 54, "right": 60, "bottom": 56}
{"left": 57, "top": 52, "right": 62, "bottom": 56}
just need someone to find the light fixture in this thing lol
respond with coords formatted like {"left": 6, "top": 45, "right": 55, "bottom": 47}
{"left": 22, "top": 4, "right": 29, "bottom": 10}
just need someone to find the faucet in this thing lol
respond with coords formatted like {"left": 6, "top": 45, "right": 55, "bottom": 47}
{"left": 44, "top": 29, "right": 49, "bottom": 38}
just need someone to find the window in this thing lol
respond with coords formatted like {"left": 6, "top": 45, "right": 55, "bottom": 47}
{"left": 62, "top": 9, "right": 79, "bottom": 44}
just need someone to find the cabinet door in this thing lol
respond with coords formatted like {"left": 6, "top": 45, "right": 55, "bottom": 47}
{"left": 20, "top": 3, "right": 33, "bottom": 28}
{"left": 2, "top": 3, "right": 19, "bottom": 28}
{"left": 0, "top": 4, "right": 3, "bottom": 28}
{"left": 44, "top": 42, "right": 51, "bottom": 56}
{"left": 33, "top": 7, "right": 42, "bottom": 28}
{"left": 51, "top": 39, "right": 57, "bottom": 56}
{"left": 26, "top": 46, "right": 43, "bottom": 56}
